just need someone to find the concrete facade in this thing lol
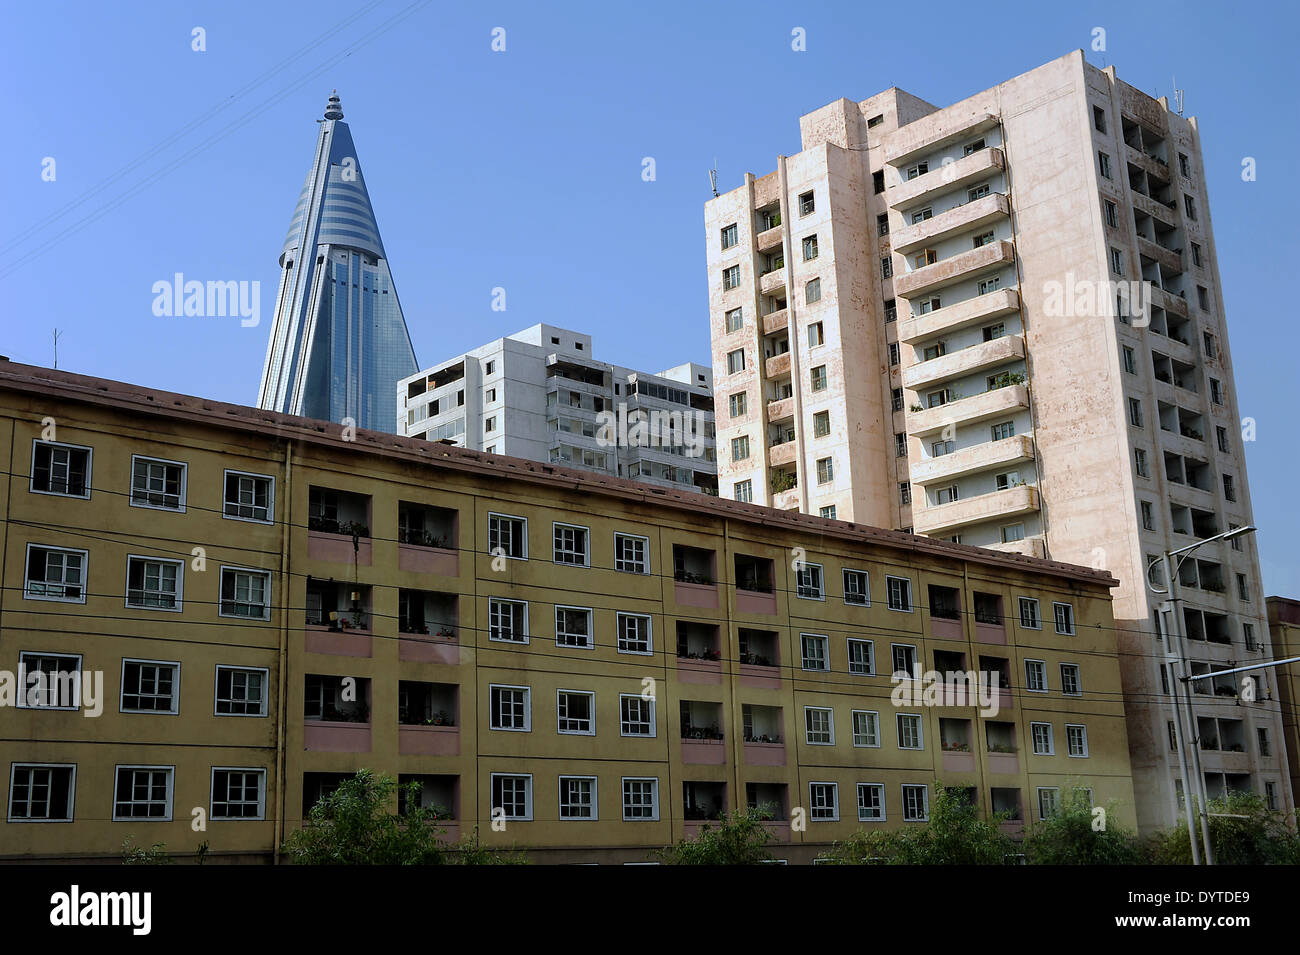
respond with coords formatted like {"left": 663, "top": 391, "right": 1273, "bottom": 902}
{"left": 705, "top": 51, "right": 1288, "bottom": 832}
{"left": 1268, "top": 597, "right": 1300, "bottom": 807}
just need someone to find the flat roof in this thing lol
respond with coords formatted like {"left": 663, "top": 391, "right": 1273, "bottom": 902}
{"left": 0, "top": 360, "right": 1116, "bottom": 588}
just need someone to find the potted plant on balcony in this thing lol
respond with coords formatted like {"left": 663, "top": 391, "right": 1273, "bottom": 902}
{"left": 426, "top": 710, "right": 454, "bottom": 727}
{"left": 702, "top": 648, "right": 721, "bottom": 662}
{"left": 987, "top": 742, "right": 1015, "bottom": 754}
{"left": 435, "top": 627, "right": 456, "bottom": 641}
{"left": 942, "top": 741, "right": 971, "bottom": 752}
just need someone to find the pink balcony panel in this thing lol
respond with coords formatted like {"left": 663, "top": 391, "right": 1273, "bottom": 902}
{"left": 762, "top": 821, "right": 792, "bottom": 843}
{"left": 398, "top": 543, "right": 459, "bottom": 577}
{"left": 674, "top": 581, "right": 719, "bottom": 610}
{"left": 398, "top": 725, "right": 460, "bottom": 756}
{"left": 681, "top": 739, "right": 726, "bottom": 765}
{"left": 930, "top": 616, "right": 963, "bottom": 640}
{"left": 676, "top": 658, "right": 723, "bottom": 685}
{"left": 307, "top": 531, "right": 372, "bottom": 566}
{"left": 739, "top": 663, "right": 781, "bottom": 690}
{"left": 986, "top": 752, "right": 1019, "bottom": 775}
{"left": 975, "top": 620, "right": 1007, "bottom": 644}
{"left": 942, "top": 750, "right": 976, "bottom": 773}
{"left": 304, "top": 627, "right": 373, "bottom": 658}
{"left": 743, "top": 742, "right": 786, "bottom": 766}
{"left": 304, "top": 720, "right": 372, "bottom": 753}
{"left": 736, "top": 590, "right": 777, "bottom": 615}
{"left": 398, "top": 636, "right": 461, "bottom": 665}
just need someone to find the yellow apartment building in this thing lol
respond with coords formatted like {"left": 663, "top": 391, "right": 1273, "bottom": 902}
{"left": 0, "top": 360, "right": 1135, "bottom": 863}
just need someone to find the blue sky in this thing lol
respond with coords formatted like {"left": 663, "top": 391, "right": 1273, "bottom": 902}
{"left": 2, "top": 0, "right": 1296, "bottom": 594}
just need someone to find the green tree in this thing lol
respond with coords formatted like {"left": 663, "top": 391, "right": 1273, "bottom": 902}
{"left": 1148, "top": 791, "right": 1300, "bottom": 865}
{"left": 823, "top": 785, "right": 1016, "bottom": 864}
{"left": 449, "top": 826, "right": 529, "bottom": 865}
{"left": 283, "top": 769, "right": 446, "bottom": 865}
{"left": 122, "top": 839, "right": 173, "bottom": 865}
{"left": 1023, "top": 787, "right": 1144, "bottom": 864}
{"left": 654, "top": 807, "right": 776, "bottom": 864}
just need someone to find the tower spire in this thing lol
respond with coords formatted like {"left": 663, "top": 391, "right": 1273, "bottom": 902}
{"left": 323, "top": 90, "right": 343, "bottom": 121}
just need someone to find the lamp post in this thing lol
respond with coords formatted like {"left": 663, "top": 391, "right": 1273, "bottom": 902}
{"left": 1149, "top": 524, "right": 1256, "bottom": 866}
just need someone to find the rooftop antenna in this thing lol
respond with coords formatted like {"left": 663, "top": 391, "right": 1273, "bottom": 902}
{"left": 1173, "top": 76, "right": 1184, "bottom": 116}
{"left": 708, "top": 160, "right": 719, "bottom": 198}
{"left": 52, "top": 328, "right": 62, "bottom": 369}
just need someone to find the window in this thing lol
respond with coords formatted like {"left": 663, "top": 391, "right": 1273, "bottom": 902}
{"left": 935, "top": 485, "right": 959, "bottom": 505}
{"left": 490, "top": 685, "right": 530, "bottom": 731}
{"left": 722, "top": 265, "right": 740, "bottom": 290}
{"left": 886, "top": 342, "right": 899, "bottom": 367}
{"left": 1025, "top": 660, "right": 1048, "bottom": 693}
{"left": 1141, "top": 501, "right": 1154, "bottom": 531}
{"left": 1038, "top": 787, "right": 1060, "bottom": 819}
{"left": 728, "top": 391, "right": 747, "bottom": 418}
{"left": 622, "top": 778, "right": 659, "bottom": 820}
{"left": 1000, "top": 523, "right": 1025, "bottom": 544}
{"left": 895, "top": 432, "right": 907, "bottom": 457}
{"left": 1134, "top": 447, "right": 1149, "bottom": 478}
{"left": 843, "top": 569, "right": 870, "bottom": 607}
{"left": 557, "top": 690, "right": 595, "bottom": 735}
{"left": 553, "top": 523, "right": 589, "bottom": 566}
{"left": 857, "top": 783, "right": 885, "bottom": 821}
{"left": 1104, "top": 199, "right": 1118, "bottom": 228}
{"left": 485, "top": 360, "right": 496, "bottom": 375}
{"left": 617, "top": 612, "right": 652, "bottom": 655}
{"left": 892, "top": 644, "right": 918, "bottom": 678}
{"left": 1197, "top": 285, "right": 1210, "bottom": 310}
{"left": 1054, "top": 603, "right": 1076, "bottom": 635}
{"left": 810, "top": 365, "right": 828, "bottom": 392}
{"left": 931, "top": 440, "right": 953, "bottom": 458}
{"left": 887, "top": 575, "right": 912, "bottom": 612}
{"left": 8, "top": 764, "right": 75, "bottom": 821}
{"left": 867, "top": 113, "right": 884, "bottom": 128}
{"left": 852, "top": 710, "right": 880, "bottom": 747}
{"left": 126, "top": 556, "right": 183, "bottom": 608}
{"left": 898, "top": 482, "right": 911, "bottom": 505}
{"left": 485, "top": 417, "right": 496, "bottom": 433}
{"left": 801, "top": 632, "right": 829, "bottom": 670}
{"left": 1060, "top": 664, "right": 1082, "bottom": 696}
{"left": 847, "top": 639, "right": 874, "bottom": 676}
{"left": 1191, "top": 242, "right": 1203, "bottom": 267}
{"left": 215, "top": 666, "right": 268, "bottom": 716}
{"left": 1109, "top": 247, "right": 1124, "bottom": 275}
{"left": 1221, "top": 473, "right": 1237, "bottom": 502}
{"left": 559, "top": 777, "right": 597, "bottom": 820}
{"left": 1128, "top": 397, "right": 1144, "bottom": 428}
{"left": 1209, "top": 378, "right": 1222, "bottom": 405}
{"left": 731, "top": 436, "right": 750, "bottom": 461}
{"left": 877, "top": 213, "right": 890, "bottom": 236}
{"left": 802, "top": 235, "right": 818, "bottom": 260}
{"left": 31, "top": 441, "right": 91, "bottom": 498}
{"left": 1097, "top": 151, "right": 1111, "bottom": 179}
{"left": 973, "top": 230, "right": 996, "bottom": 248}
{"left": 891, "top": 388, "right": 903, "bottom": 412}
{"left": 1202, "top": 330, "right": 1216, "bottom": 359}
{"left": 485, "top": 387, "right": 496, "bottom": 403}
{"left": 1178, "top": 152, "right": 1191, "bottom": 178}
{"left": 219, "top": 567, "right": 271, "bottom": 619}
{"left": 1066, "top": 724, "right": 1089, "bottom": 757}
{"left": 113, "top": 766, "right": 173, "bottom": 820}
{"left": 733, "top": 479, "right": 753, "bottom": 503}
{"left": 990, "top": 421, "right": 1015, "bottom": 441}
{"left": 491, "top": 774, "right": 533, "bottom": 821}
{"left": 807, "top": 323, "right": 824, "bottom": 348}
{"left": 820, "top": 505, "right": 837, "bottom": 519}
{"left": 1183, "top": 195, "right": 1197, "bottom": 220}
{"left": 911, "top": 207, "right": 933, "bottom": 224}
{"left": 896, "top": 713, "right": 923, "bottom": 750}
{"left": 1244, "top": 622, "right": 1258, "bottom": 651}
{"left": 906, "top": 161, "right": 929, "bottom": 180}
{"left": 130, "top": 456, "right": 186, "bottom": 511}
{"left": 211, "top": 768, "right": 266, "bottom": 820}
{"left": 727, "top": 349, "right": 745, "bottom": 374}
{"left": 224, "top": 470, "right": 273, "bottom": 522}
{"left": 488, "top": 598, "right": 528, "bottom": 644}
{"left": 121, "top": 659, "right": 179, "bottom": 714}
{"left": 872, "top": 170, "right": 885, "bottom": 194}
{"left": 620, "top": 695, "right": 655, "bottom": 736}
{"left": 720, "top": 223, "right": 738, "bottom": 249}
{"left": 804, "top": 781, "right": 839, "bottom": 821}
{"left": 799, "top": 191, "right": 815, "bottom": 216}
{"left": 555, "top": 606, "right": 592, "bottom": 649}
{"left": 796, "top": 563, "right": 824, "bottom": 600}
{"left": 24, "top": 544, "right": 87, "bottom": 602}
{"left": 725, "top": 307, "right": 744, "bottom": 333}
{"left": 880, "top": 257, "right": 893, "bottom": 279}
{"left": 813, "top": 411, "right": 831, "bottom": 437}
{"left": 1031, "top": 722, "right": 1054, "bottom": 755}
{"left": 913, "top": 250, "right": 937, "bottom": 268}
{"left": 488, "top": 512, "right": 527, "bottom": 559}
{"left": 1257, "top": 726, "right": 1270, "bottom": 755}
{"left": 1266, "top": 782, "right": 1279, "bottom": 811}
{"left": 1016, "top": 597, "right": 1041, "bottom": 630}
{"left": 884, "top": 299, "right": 897, "bottom": 322}
{"left": 614, "top": 533, "right": 649, "bottom": 574}
{"left": 16, "top": 652, "right": 81, "bottom": 709}
{"left": 901, "top": 784, "right": 929, "bottom": 821}
{"left": 1093, "top": 105, "right": 1107, "bottom": 132}
{"left": 1122, "top": 345, "right": 1135, "bottom": 374}
{"left": 804, "top": 277, "right": 821, "bottom": 305}
{"left": 805, "top": 706, "right": 834, "bottom": 745}
{"left": 1237, "top": 573, "right": 1250, "bottom": 602}
{"left": 816, "top": 456, "right": 834, "bottom": 484}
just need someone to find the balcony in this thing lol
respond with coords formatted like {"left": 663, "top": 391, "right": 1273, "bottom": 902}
{"left": 1150, "top": 284, "right": 1189, "bottom": 319}
{"left": 759, "top": 267, "right": 786, "bottom": 295}
{"left": 304, "top": 720, "right": 372, "bottom": 753}
{"left": 911, "top": 433, "right": 1035, "bottom": 486}
{"left": 307, "top": 530, "right": 372, "bottom": 566}
{"left": 397, "top": 632, "right": 460, "bottom": 665}
{"left": 1137, "top": 236, "right": 1184, "bottom": 275}
{"left": 761, "top": 308, "right": 789, "bottom": 336}
{"left": 756, "top": 225, "right": 783, "bottom": 252}
{"left": 766, "top": 397, "right": 794, "bottom": 423}
{"left": 894, "top": 240, "right": 1016, "bottom": 299}
{"left": 886, "top": 111, "right": 1000, "bottom": 169}
{"left": 304, "top": 625, "right": 372, "bottom": 659}
{"left": 891, "top": 194, "right": 1010, "bottom": 254}
{"left": 764, "top": 352, "right": 791, "bottom": 379}
{"left": 908, "top": 383, "right": 1029, "bottom": 438}
{"left": 398, "top": 724, "right": 459, "bottom": 756}
{"left": 768, "top": 440, "right": 796, "bottom": 469}
{"left": 1131, "top": 191, "right": 1177, "bottom": 227}
{"left": 888, "top": 144, "right": 1005, "bottom": 210}
{"left": 899, "top": 288, "right": 1019, "bottom": 344}
{"left": 985, "top": 535, "right": 1045, "bottom": 559}
{"left": 772, "top": 486, "right": 800, "bottom": 510}
{"left": 1125, "top": 144, "right": 1171, "bottom": 182}
{"left": 903, "top": 334, "right": 1025, "bottom": 391}
{"left": 913, "top": 484, "right": 1040, "bottom": 536}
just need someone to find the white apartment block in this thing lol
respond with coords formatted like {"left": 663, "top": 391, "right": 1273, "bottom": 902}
{"left": 705, "top": 50, "right": 1288, "bottom": 832}
{"left": 398, "top": 324, "right": 717, "bottom": 494}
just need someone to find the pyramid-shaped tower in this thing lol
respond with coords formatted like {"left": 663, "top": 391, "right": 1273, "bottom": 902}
{"left": 257, "top": 92, "right": 418, "bottom": 434}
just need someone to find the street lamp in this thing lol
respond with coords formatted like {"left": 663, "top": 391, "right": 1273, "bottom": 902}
{"left": 1147, "top": 524, "right": 1256, "bottom": 866}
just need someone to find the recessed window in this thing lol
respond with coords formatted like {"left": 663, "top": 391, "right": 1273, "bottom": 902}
{"left": 796, "top": 563, "right": 825, "bottom": 599}
{"left": 485, "top": 360, "right": 496, "bottom": 375}
{"left": 130, "top": 455, "right": 186, "bottom": 511}
{"left": 553, "top": 522, "right": 590, "bottom": 566}
{"left": 801, "top": 632, "right": 829, "bottom": 670}
{"left": 816, "top": 456, "right": 834, "bottom": 484}
{"left": 810, "top": 782, "right": 839, "bottom": 821}
{"left": 1093, "top": 105, "right": 1107, "bottom": 133}
{"left": 1110, "top": 247, "right": 1124, "bottom": 275}
{"left": 872, "top": 170, "right": 885, "bottom": 193}
{"left": 8, "top": 764, "right": 75, "bottom": 821}
{"left": 728, "top": 391, "right": 747, "bottom": 418}
{"left": 902, "top": 784, "right": 929, "bottom": 822}
{"left": 126, "top": 556, "right": 183, "bottom": 611}
{"left": 1054, "top": 603, "right": 1076, "bottom": 635}
{"left": 113, "top": 765, "right": 174, "bottom": 820}
{"left": 867, "top": 113, "right": 884, "bottom": 128}
{"left": 1060, "top": 664, "right": 1082, "bottom": 696}
{"left": 1122, "top": 345, "right": 1135, "bottom": 373}
{"left": 219, "top": 567, "right": 271, "bottom": 620}
{"left": 614, "top": 533, "right": 649, "bottom": 574}
{"left": 1128, "top": 397, "right": 1144, "bottom": 428}
{"left": 559, "top": 776, "right": 598, "bottom": 820}
{"left": 211, "top": 768, "right": 266, "bottom": 820}
{"left": 725, "top": 307, "right": 744, "bottom": 333}
{"left": 489, "top": 685, "right": 531, "bottom": 731}
{"left": 820, "top": 505, "right": 837, "bottom": 519}
{"left": 1178, "top": 153, "right": 1191, "bottom": 178}
{"left": 731, "top": 435, "right": 750, "bottom": 461}
{"left": 852, "top": 711, "right": 880, "bottom": 748}
{"left": 880, "top": 257, "right": 893, "bottom": 279}
{"left": 1066, "top": 724, "right": 1089, "bottom": 757}
{"left": 799, "top": 191, "right": 815, "bottom": 216}
{"left": 1104, "top": 199, "right": 1118, "bottom": 228}
{"left": 723, "top": 265, "right": 741, "bottom": 291}
{"left": 813, "top": 411, "right": 831, "bottom": 437}
{"left": 843, "top": 569, "right": 870, "bottom": 607}
{"left": 31, "top": 440, "right": 92, "bottom": 499}
{"left": 619, "top": 695, "right": 656, "bottom": 737}
{"left": 727, "top": 349, "right": 745, "bottom": 374}
{"left": 488, "top": 597, "right": 528, "bottom": 643}
{"left": 891, "top": 643, "right": 918, "bottom": 678}
{"left": 488, "top": 512, "right": 528, "bottom": 559}
{"left": 858, "top": 782, "right": 885, "bottom": 821}
{"left": 1030, "top": 722, "right": 1054, "bottom": 755}
{"left": 557, "top": 689, "right": 595, "bottom": 735}
{"left": 1191, "top": 242, "right": 1202, "bottom": 267}
{"left": 898, "top": 482, "right": 911, "bottom": 505}
{"left": 1141, "top": 500, "right": 1154, "bottom": 531}
{"left": 877, "top": 214, "right": 890, "bottom": 236}
{"left": 555, "top": 605, "right": 593, "bottom": 649}
{"left": 617, "top": 612, "right": 653, "bottom": 655}
{"left": 24, "top": 544, "right": 87, "bottom": 603}
{"left": 1134, "top": 447, "right": 1149, "bottom": 478}
{"left": 906, "top": 161, "right": 929, "bottom": 180}
{"left": 808, "top": 322, "right": 824, "bottom": 347}
{"left": 1038, "top": 787, "right": 1060, "bottom": 819}
{"left": 733, "top": 479, "right": 752, "bottom": 503}
{"left": 1097, "top": 151, "right": 1112, "bottom": 179}
{"left": 888, "top": 343, "right": 900, "bottom": 366}
{"left": 121, "top": 659, "right": 180, "bottom": 714}
{"left": 886, "top": 575, "right": 913, "bottom": 612}
{"left": 1209, "top": 378, "right": 1223, "bottom": 405}
{"left": 1018, "top": 597, "right": 1040, "bottom": 630}
{"left": 224, "top": 470, "right": 273, "bottom": 523}
{"left": 805, "top": 706, "right": 834, "bottom": 745}
{"left": 896, "top": 713, "right": 923, "bottom": 750}
{"left": 720, "top": 223, "right": 738, "bottom": 249}
{"left": 847, "top": 638, "right": 874, "bottom": 675}
{"left": 1183, "top": 195, "right": 1197, "bottom": 220}
{"left": 215, "top": 666, "right": 269, "bottom": 716}
{"left": 622, "top": 778, "right": 659, "bottom": 821}
{"left": 1025, "top": 660, "right": 1048, "bottom": 693}
{"left": 491, "top": 773, "right": 533, "bottom": 821}
{"left": 17, "top": 652, "right": 82, "bottom": 710}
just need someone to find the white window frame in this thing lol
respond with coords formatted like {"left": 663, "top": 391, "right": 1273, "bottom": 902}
{"left": 842, "top": 568, "right": 870, "bottom": 606}
{"left": 800, "top": 632, "right": 829, "bottom": 671}
{"left": 886, "top": 575, "right": 913, "bottom": 612}
{"left": 7, "top": 763, "right": 76, "bottom": 823}
{"left": 552, "top": 522, "right": 590, "bottom": 567}
{"left": 891, "top": 643, "right": 918, "bottom": 680}
{"left": 1060, "top": 663, "right": 1082, "bottom": 697}
{"left": 613, "top": 532, "right": 649, "bottom": 574}
{"left": 210, "top": 767, "right": 267, "bottom": 820}
{"left": 809, "top": 782, "right": 839, "bottom": 821}
{"left": 847, "top": 638, "right": 875, "bottom": 675}
{"left": 555, "top": 605, "right": 594, "bottom": 650}
{"left": 621, "top": 777, "right": 660, "bottom": 821}
{"left": 857, "top": 782, "right": 885, "bottom": 822}
{"left": 490, "top": 772, "right": 533, "bottom": 821}
{"left": 556, "top": 689, "right": 596, "bottom": 736}
{"left": 23, "top": 542, "right": 88, "bottom": 604}
{"left": 487, "top": 511, "right": 528, "bottom": 560}
{"left": 1037, "top": 787, "right": 1060, "bottom": 819}
{"left": 796, "top": 562, "right": 825, "bottom": 600}
{"left": 804, "top": 705, "right": 834, "bottom": 745}
{"left": 851, "top": 710, "right": 881, "bottom": 748}
{"left": 16, "top": 651, "right": 83, "bottom": 710}
{"left": 901, "top": 784, "right": 929, "bottom": 822}
{"left": 1018, "top": 596, "right": 1041, "bottom": 630}
{"left": 488, "top": 597, "right": 529, "bottom": 644}
{"left": 112, "top": 764, "right": 175, "bottom": 821}
{"left": 213, "top": 665, "right": 270, "bottom": 717}
{"left": 218, "top": 565, "right": 272, "bottom": 621}
{"left": 616, "top": 612, "right": 653, "bottom": 656}
{"left": 1053, "top": 602, "right": 1076, "bottom": 635}
{"left": 30, "top": 439, "right": 92, "bottom": 500}
{"left": 1031, "top": 721, "right": 1055, "bottom": 755}
{"left": 1025, "top": 659, "right": 1048, "bottom": 693}
{"left": 119, "top": 658, "right": 181, "bottom": 715}
{"left": 619, "top": 694, "right": 656, "bottom": 737}
{"left": 129, "top": 454, "right": 188, "bottom": 512}
{"left": 222, "top": 469, "right": 274, "bottom": 524}
{"left": 124, "top": 554, "right": 184, "bottom": 612}
{"left": 1066, "top": 723, "right": 1089, "bottom": 758}
{"left": 489, "top": 684, "right": 532, "bottom": 732}
{"left": 896, "top": 713, "right": 924, "bottom": 750}
{"left": 558, "top": 776, "right": 599, "bottom": 821}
